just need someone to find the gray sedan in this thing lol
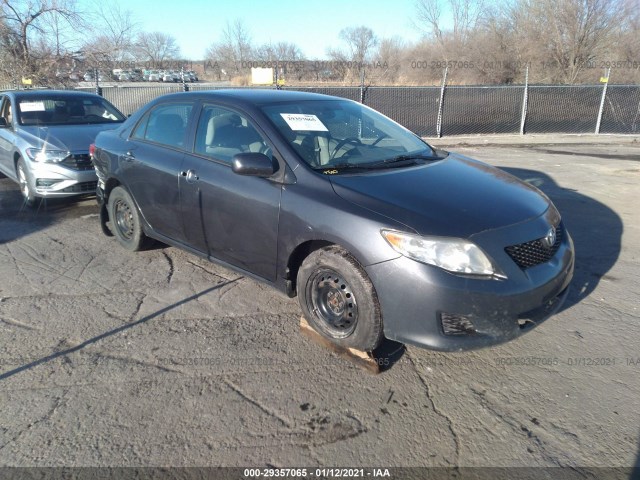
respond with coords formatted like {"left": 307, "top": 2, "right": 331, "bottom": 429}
{"left": 92, "top": 90, "right": 574, "bottom": 353}
{"left": 0, "top": 90, "right": 126, "bottom": 206}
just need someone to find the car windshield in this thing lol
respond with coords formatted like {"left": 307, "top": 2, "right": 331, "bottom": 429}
{"left": 261, "top": 99, "right": 439, "bottom": 172}
{"left": 16, "top": 95, "right": 125, "bottom": 126}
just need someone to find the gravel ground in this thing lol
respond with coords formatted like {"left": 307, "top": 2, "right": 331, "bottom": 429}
{"left": 0, "top": 137, "right": 639, "bottom": 472}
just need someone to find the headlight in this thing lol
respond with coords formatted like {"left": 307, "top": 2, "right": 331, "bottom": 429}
{"left": 25, "top": 148, "right": 69, "bottom": 163}
{"left": 381, "top": 230, "right": 503, "bottom": 277}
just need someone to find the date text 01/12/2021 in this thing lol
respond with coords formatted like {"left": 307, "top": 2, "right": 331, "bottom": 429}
{"left": 243, "top": 468, "right": 391, "bottom": 477}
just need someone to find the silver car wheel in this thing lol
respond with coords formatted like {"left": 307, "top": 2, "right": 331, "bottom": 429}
{"left": 17, "top": 163, "right": 30, "bottom": 199}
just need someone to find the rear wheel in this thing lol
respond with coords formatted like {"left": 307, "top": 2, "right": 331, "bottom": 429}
{"left": 108, "top": 186, "right": 150, "bottom": 251}
{"left": 16, "top": 158, "right": 36, "bottom": 207}
{"left": 297, "top": 246, "right": 384, "bottom": 352}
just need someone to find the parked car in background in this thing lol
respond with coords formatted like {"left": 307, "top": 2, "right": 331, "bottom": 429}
{"left": 91, "top": 90, "right": 574, "bottom": 353}
{"left": 0, "top": 90, "right": 126, "bottom": 206}
{"left": 147, "top": 70, "right": 161, "bottom": 82}
{"left": 131, "top": 69, "right": 144, "bottom": 81}
{"left": 162, "top": 71, "right": 180, "bottom": 82}
{"left": 118, "top": 71, "right": 132, "bottom": 82}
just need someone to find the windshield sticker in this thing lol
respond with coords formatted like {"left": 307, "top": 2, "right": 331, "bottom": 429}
{"left": 280, "top": 113, "right": 328, "bottom": 132}
{"left": 20, "top": 101, "right": 46, "bottom": 112}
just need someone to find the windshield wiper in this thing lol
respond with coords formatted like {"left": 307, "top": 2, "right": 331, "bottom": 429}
{"left": 365, "top": 153, "right": 445, "bottom": 169}
{"left": 319, "top": 152, "right": 446, "bottom": 174}
{"left": 320, "top": 163, "right": 369, "bottom": 173}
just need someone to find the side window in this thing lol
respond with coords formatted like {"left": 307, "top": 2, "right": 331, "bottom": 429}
{"left": 131, "top": 111, "right": 151, "bottom": 139}
{"left": 132, "top": 103, "right": 192, "bottom": 149}
{"left": 194, "top": 105, "right": 271, "bottom": 163}
{"left": 0, "top": 97, "right": 13, "bottom": 127}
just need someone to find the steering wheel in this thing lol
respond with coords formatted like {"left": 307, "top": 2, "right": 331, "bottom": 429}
{"left": 330, "top": 137, "right": 363, "bottom": 160}
{"left": 370, "top": 133, "right": 388, "bottom": 147}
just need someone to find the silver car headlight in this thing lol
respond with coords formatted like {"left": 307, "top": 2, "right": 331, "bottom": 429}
{"left": 26, "top": 148, "right": 69, "bottom": 163}
{"left": 381, "top": 230, "right": 504, "bottom": 278}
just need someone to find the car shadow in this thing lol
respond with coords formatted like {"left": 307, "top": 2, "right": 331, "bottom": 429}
{"left": 0, "top": 178, "right": 98, "bottom": 244}
{"left": 497, "top": 167, "right": 623, "bottom": 312}
{"left": 0, "top": 280, "right": 240, "bottom": 381}
{"left": 633, "top": 440, "right": 640, "bottom": 480}
{"left": 633, "top": 442, "right": 640, "bottom": 480}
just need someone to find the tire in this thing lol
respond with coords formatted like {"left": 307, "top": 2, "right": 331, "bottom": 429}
{"left": 16, "top": 158, "right": 37, "bottom": 207}
{"left": 107, "top": 186, "right": 150, "bottom": 251}
{"left": 297, "top": 246, "right": 384, "bottom": 352}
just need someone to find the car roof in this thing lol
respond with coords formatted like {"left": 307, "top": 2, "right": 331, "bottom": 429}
{"left": 5, "top": 90, "right": 102, "bottom": 100}
{"left": 150, "top": 89, "right": 346, "bottom": 107}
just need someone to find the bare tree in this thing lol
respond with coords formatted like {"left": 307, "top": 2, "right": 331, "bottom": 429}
{"left": 415, "top": 0, "right": 484, "bottom": 46}
{"left": 136, "top": 31, "right": 181, "bottom": 68}
{"left": 0, "top": 0, "right": 80, "bottom": 81}
{"left": 338, "top": 26, "right": 379, "bottom": 65}
{"left": 375, "top": 36, "right": 405, "bottom": 84}
{"left": 415, "top": 0, "right": 444, "bottom": 44}
{"left": 510, "top": 0, "right": 619, "bottom": 83}
{"left": 205, "top": 19, "right": 253, "bottom": 78}
{"left": 255, "top": 41, "right": 305, "bottom": 80}
{"left": 80, "top": 2, "right": 138, "bottom": 73}
{"left": 328, "top": 26, "right": 378, "bottom": 82}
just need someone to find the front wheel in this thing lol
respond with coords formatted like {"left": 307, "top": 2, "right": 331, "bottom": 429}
{"left": 108, "top": 186, "right": 150, "bottom": 251}
{"left": 16, "top": 158, "right": 36, "bottom": 207}
{"left": 297, "top": 246, "right": 384, "bottom": 352}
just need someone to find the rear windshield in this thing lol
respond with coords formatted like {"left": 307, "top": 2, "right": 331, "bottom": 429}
{"left": 16, "top": 96, "right": 126, "bottom": 126}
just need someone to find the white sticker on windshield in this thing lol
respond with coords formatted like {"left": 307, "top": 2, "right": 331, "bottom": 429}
{"left": 20, "top": 101, "right": 46, "bottom": 112}
{"left": 280, "top": 113, "right": 328, "bottom": 131}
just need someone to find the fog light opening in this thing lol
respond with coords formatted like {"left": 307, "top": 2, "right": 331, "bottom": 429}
{"left": 36, "top": 179, "right": 61, "bottom": 190}
{"left": 441, "top": 312, "right": 477, "bottom": 336}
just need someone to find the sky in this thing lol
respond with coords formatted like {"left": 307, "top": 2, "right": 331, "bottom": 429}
{"left": 85, "top": 0, "right": 427, "bottom": 60}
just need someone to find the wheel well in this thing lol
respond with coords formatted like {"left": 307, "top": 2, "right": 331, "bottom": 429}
{"left": 104, "top": 178, "right": 121, "bottom": 198}
{"left": 286, "top": 240, "right": 335, "bottom": 296}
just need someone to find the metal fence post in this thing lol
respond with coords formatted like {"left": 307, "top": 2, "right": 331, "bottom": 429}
{"left": 94, "top": 67, "right": 102, "bottom": 96}
{"left": 181, "top": 67, "right": 189, "bottom": 92}
{"left": 436, "top": 67, "right": 448, "bottom": 138}
{"left": 359, "top": 69, "right": 366, "bottom": 104}
{"left": 520, "top": 65, "right": 529, "bottom": 135}
{"left": 595, "top": 67, "right": 611, "bottom": 134}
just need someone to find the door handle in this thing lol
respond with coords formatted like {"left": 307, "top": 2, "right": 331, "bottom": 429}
{"left": 122, "top": 151, "right": 135, "bottom": 162}
{"left": 180, "top": 169, "right": 199, "bottom": 183}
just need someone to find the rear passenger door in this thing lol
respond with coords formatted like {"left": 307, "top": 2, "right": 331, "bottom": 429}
{"left": 123, "top": 101, "right": 194, "bottom": 242}
{"left": 180, "top": 104, "right": 282, "bottom": 281}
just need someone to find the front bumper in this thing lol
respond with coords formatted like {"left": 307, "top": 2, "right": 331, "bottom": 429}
{"left": 29, "top": 160, "right": 97, "bottom": 198}
{"left": 366, "top": 214, "right": 575, "bottom": 351}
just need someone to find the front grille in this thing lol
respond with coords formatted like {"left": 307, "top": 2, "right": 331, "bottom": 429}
{"left": 61, "top": 181, "right": 97, "bottom": 193}
{"left": 61, "top": 154, "right": 94, "bottom": 171}
{"left": 505, "top": 223, "right": 564, "bottom": 269}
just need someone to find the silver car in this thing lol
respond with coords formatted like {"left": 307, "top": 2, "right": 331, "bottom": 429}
{"left": 0, "top": 90, "right": 126, "bottom": 206}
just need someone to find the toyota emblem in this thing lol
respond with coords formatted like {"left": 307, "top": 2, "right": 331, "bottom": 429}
{"left": 542, "top": 227, "right": 557, "bottom": 248}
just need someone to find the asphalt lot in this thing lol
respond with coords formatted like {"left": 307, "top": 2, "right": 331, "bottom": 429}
{"left": 0, "top": 136, "right": 639, "bottom": 471}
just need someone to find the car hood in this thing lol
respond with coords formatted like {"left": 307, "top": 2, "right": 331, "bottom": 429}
{"left": 329, "top": 153, "right": 551, "bottom": 238}
{"left": 18, "top": 123, "right": 121, "bottom": 153}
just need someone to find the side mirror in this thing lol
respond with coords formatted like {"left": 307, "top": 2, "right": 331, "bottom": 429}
{"left": 232, "top": 152, "right": 276, "bottom": 177}
{"left": 0, "top": 118, "right": 7, "bottom": 128}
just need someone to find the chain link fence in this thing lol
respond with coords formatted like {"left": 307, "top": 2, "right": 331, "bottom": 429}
{"left": 13, "top": 82, "right": 639, "bottom": 136}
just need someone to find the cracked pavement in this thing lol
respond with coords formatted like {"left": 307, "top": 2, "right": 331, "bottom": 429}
{"left": 0, "top": 138, "right": 639, "bottom": 468}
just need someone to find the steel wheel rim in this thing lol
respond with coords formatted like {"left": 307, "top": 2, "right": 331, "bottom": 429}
{"left": 307, "top": 269, "right": 358, "bottom": 338}
{"left": 114, "top": 199, "right": 135, "bottom": 240}
{"left": 17, "top": 165, "right": 29, "bottom": 199}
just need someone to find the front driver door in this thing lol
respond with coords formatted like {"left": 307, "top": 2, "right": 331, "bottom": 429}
{"left": 0, "top": 96, "right": 16, "bottom": 177}
{"left": 179, "top": 104, "right": 282, "bottom": 281}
